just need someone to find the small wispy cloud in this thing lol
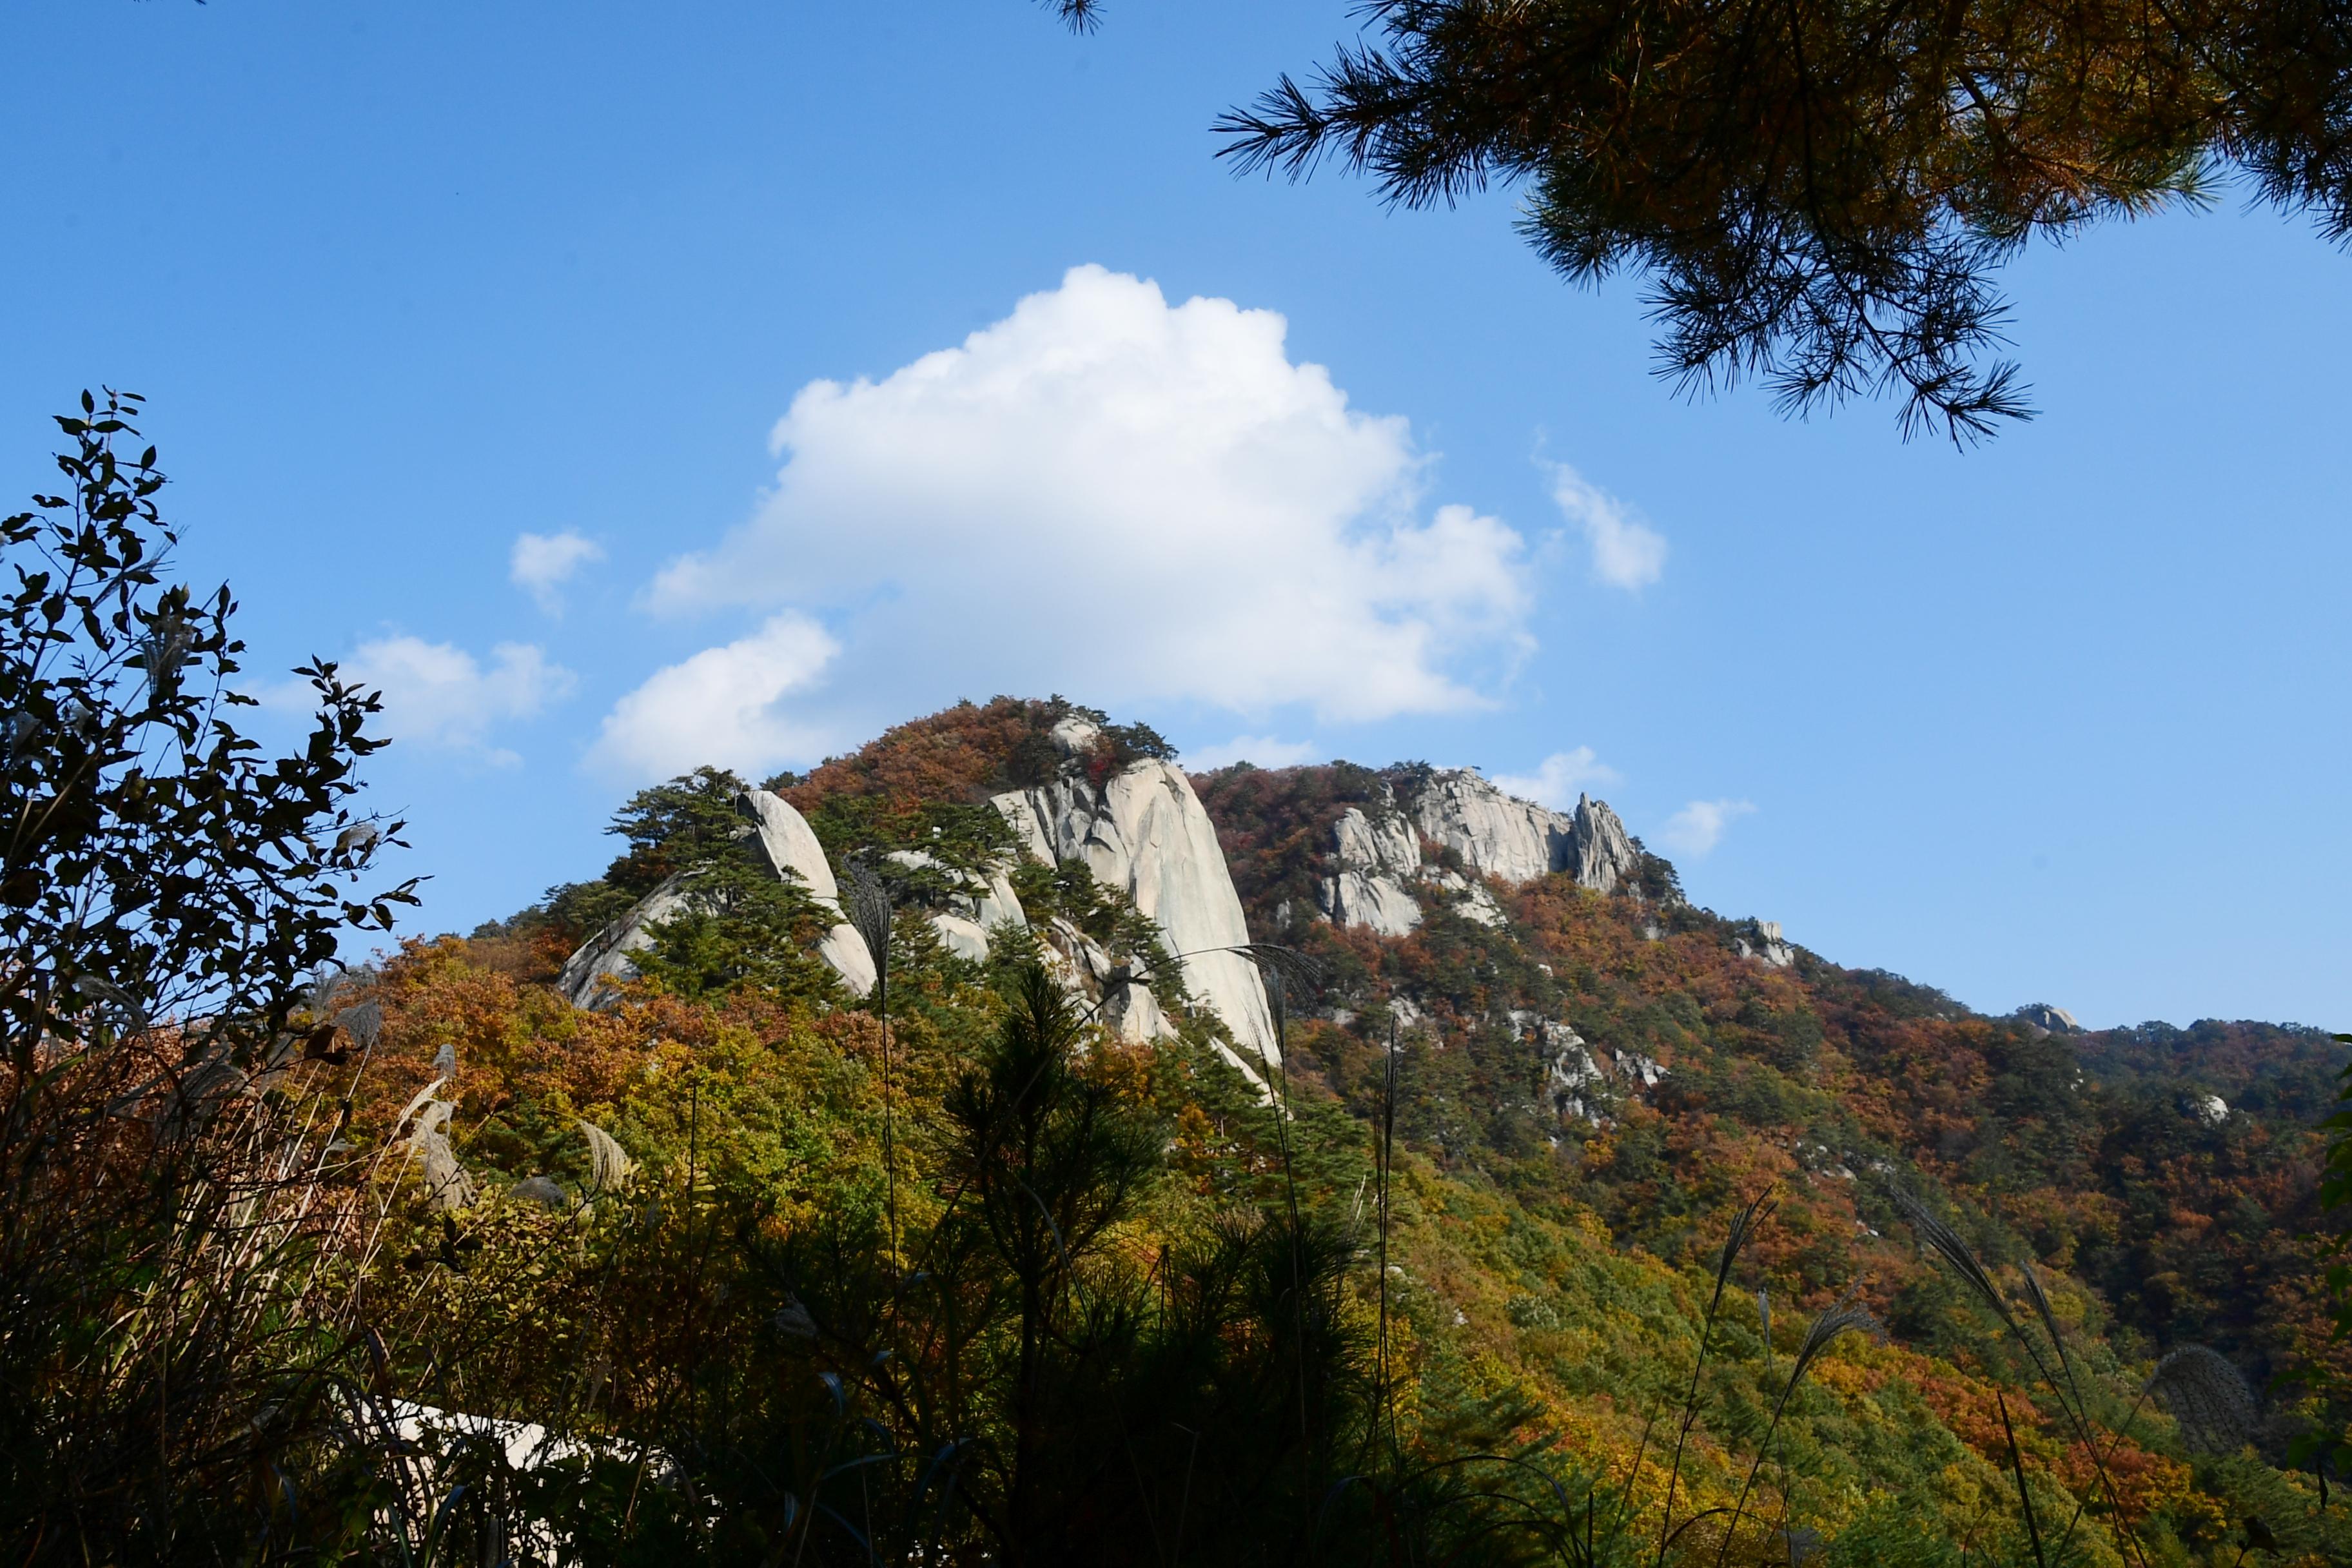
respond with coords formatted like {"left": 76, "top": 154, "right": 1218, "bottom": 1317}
{"left": 1491, "top": 747, "right": 1620, "bottom": 810}
{"left": 588, "top": 612, "right": 840, "bottom": 781}
{"left": 1188, "top": 734, "right": 1322, "bottom": 772}
{"left": 1549, "top": 463, "right": 1666, "bottom": 591}
{"left": 510, "top": 530, "right": 606, "bottom": 614}
{"left": 1656, "top": 798, "right": 1756, "bottom": 858}
{"left": 340, "top": 635, "right": 574, "bottom": 766}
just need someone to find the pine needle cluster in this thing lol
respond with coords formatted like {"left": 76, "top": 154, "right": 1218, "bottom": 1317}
{"left": 1216, "top": 1, "right": 2352, "bottom": 440}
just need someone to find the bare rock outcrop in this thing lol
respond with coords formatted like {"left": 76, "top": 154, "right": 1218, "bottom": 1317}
{"left": 1732, "top": 918, "right": 1796, "bottom": 968}
{"left": 883, "top": 848, "right": 1029, "bottom": 965}
{"left": 1033, "top": 916, "right": 1180, "bottom": 1055}
{"left": 736, "top": 790, "right": 877, "bottom": 994}
{"left": 1408, "top": 770, "right": 1572, "bottom": 885}
{"left": 1323, "top": 869, "right": 1426, "bottom": 936}
{"left": 1567, "top": 795, "right": 1638, "bottom": 894}
{"left": 557, "top": 790, "right": 876, "bottom": 1010}
{"left": 1320, "top": 806, "right": 1427, "bottom": 936}
{"left": 1536, "top": 1019, "right": 1609, "bottom": 1124}
{"left": 1505, "top": 1008, "right": 1668, "bottom": 1128}
{"left": 1315, "top": 770, "right": 1642, "bottom": 936}
{"left": 556, "top": 873, "right": 694, "bottom": 1012}
{"left": 992, "top": 718, "right": 1277, "bottom": 1068}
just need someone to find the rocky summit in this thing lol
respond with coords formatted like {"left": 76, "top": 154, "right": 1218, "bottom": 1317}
{"left": 555, "top": 709, "right": 1643, "bottom": 1090}
{"left": 1319, "top": 768, "right": 1638, "bottom": 937}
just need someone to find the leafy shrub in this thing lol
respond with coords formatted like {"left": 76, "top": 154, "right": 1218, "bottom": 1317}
{"left": 0, "top": 394, "right": 413, "bottom": 1563}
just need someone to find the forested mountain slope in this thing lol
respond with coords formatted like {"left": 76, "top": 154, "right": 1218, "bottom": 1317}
{"left": 1192, "top": 760, "right": 2345, "bottom": 1397}
{"left": 416, "top": 695, "right": 2347, "bottom": 1563}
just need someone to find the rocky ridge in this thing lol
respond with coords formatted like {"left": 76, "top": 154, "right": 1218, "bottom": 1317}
{"left": 558, "top": 712, "right": 1749, "bottom": 1115}
{"left": 1318, "top": 769, "right": 1640, "bottom": 938}
{"left": 558, "top": 715, "right": 1282, "bottom": 1083}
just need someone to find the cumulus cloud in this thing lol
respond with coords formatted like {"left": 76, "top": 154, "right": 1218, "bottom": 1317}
{"left": 1187, "top": 734, "right": 1322, "bottom": 772}
{"left": 611, "top": 266, "right": 1538, "bottom": 775}
{"left": 1491, "top": 747, "right": 1620, "bottom": 810}
{"left": 1551, "top": 463, "right": 1666, "bottom": 591}
{"left": 589, "top": 612, "right": 840, "bottom": 781}
{"left": 342, "top": 636, "right": 574, "bottom": 764}
{"left": 1656, "top": 798, "right": 1756, "bottom": 858}
{"left": 510, "top": 531, "right": 605, "bottom": 613}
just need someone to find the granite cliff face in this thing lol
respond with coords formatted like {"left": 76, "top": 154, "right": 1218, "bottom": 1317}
{"left": 737, "top": 789, "right": 880, "bottom": 994}
{"left": 990, "top": 718, "right": 1279, "bottom": 1072}
{"left": 1323, "top": 807, "right": 1428, "bottom": 936}
{"left": 555, "top": 875, "right": 695, "bottom": 1012}
{"left": 557, "top": 788, "right": 881, "bottom": 1010}
{"left": 1315, "top": 769, "right": 1640, "bottom": 938}
{"left": 1406, "top": 769, "right": 1574, "bottom": 885}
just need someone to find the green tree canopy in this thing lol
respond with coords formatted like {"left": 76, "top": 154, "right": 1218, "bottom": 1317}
{"left": 0, "top": 389, "right": 415, "bottom": 1055}
{"left": 1214, "top": 1, "right": 2352, "bottom": 440}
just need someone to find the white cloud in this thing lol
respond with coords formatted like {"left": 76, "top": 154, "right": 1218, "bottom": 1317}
{"left": 344, "top": 636, "right": 574, "bottom": 764}
{"left": 588, "top": 612, "right": 839, "bottom": 781}
{"left": 510, "top": 531, "right": 605, "bottom": 613}
{"left": 1656, "top": 798, "right": 1756, "bottom": 858}
{"left": 1491, "top": 747, "right": 1621, "bottom": 810}
{"left": 623, "top": 265, "right": 1537, "bottom": 752}
{"left": 1550, "top": 463, "right": 1666, "bottom": 590}
{"left": 1187, "top": 734, "right": 1322, "bottom": 772}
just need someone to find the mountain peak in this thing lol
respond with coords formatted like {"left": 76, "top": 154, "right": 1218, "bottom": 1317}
{"left": 1193, "top": 757, "right": 1651, "bottom": 942}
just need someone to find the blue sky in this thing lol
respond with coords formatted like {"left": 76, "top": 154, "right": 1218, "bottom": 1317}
{"left": 5, "top": 2, "right": 2346, "bottom": 1030}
